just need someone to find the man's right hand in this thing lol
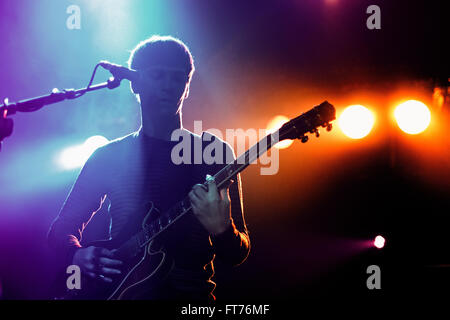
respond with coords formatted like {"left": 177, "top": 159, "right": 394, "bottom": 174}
{"left": 72, "top": 246, "right": 123, "bottom": 283}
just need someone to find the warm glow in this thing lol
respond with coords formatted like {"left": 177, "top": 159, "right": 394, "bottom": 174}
{"left": 266, "top": 115, "right": 294, "bottom": 149}
{"left": 338, "top": 105, "right": 375, "bottom": 139}
{"left": 374, "top": 235, "right": 385, "bottom": 249}
{"left": 433, "top": 88, "right": 445, "bottom": 109}
{"left": 394, "top": 100, "right": 431, "bottom": 134}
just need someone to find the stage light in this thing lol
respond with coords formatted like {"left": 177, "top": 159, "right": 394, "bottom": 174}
{"left": 338, "top": 105, "right": 375, "bottom": 139}
{"left": 58, "top": 135, "right": 109, "bottom": 170}
{"left": 394, "top": 100, "right": 431, "bottom": 134}
{"left": 373, "top": 235, "right": 385, "bottom": 249}
{"left": 266, "top": 115, "right": 294, "bottom": 149}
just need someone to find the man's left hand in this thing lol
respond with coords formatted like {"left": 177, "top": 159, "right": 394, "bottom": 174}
{"left": 189, "top": 174, "right": 232, "bottom": 235}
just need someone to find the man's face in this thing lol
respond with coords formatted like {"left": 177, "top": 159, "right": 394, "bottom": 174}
{"left": 137, "top": 62, "right": 189, "bottom": 117}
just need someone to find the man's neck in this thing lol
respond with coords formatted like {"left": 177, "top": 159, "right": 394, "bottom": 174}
{"left": 140, "top": 115, "right": 183, "bottom": 141}
{"left": 139, "top": 98, "right": 185, "bottom": 141}
{"left": 140, "top": 125, "right": 178, "bottom": 141}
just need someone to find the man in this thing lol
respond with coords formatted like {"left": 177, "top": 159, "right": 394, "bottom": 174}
{"left": 47, "top": 35, "right": 250, "bottom": 300}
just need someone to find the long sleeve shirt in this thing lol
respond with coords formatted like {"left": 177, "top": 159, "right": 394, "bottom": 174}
{"left": 47, "top": 129, "right": 250, "bottom": 298}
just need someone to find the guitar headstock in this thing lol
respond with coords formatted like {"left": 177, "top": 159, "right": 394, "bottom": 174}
{"left": 279, "top": 101, "right": 336, "bottom": 143}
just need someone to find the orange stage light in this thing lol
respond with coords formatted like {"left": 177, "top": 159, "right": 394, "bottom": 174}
{"left": 338, "top": 105, "right": 375, "bottom": 139}
{"left": 394, "top": 100, "right": 431, "bottom": 135}
{"left": 266, "top": 115, "right": 294, "bottom": 149}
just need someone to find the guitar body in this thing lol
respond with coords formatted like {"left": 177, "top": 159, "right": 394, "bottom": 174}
{"left": 107, "top": 240, "right": 173, "bottom": 300}
{"left": 60, "top": 208, "right": 174, "bottom": 300}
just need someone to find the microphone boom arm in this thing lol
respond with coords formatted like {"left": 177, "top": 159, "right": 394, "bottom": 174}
{"left": 0, "top": 62, "right": 123, "bottom": 151}
{"left": 0, "top": 77, "right": 120, "bottom": 116}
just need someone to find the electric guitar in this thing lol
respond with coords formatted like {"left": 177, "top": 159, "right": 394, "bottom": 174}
{"left": 58, "top": 101, "right": 336, "bottom": 299}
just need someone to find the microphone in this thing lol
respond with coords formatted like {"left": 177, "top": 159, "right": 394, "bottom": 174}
{"left": 99, "top": 60, "right": 139, "bottom": 82}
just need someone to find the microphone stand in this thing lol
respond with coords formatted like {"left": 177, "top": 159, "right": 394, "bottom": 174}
{"left": 0, "top": 74, "right": 122, "bottom": 152}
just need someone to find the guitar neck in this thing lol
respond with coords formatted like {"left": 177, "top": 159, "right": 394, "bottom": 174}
{"left": 215, "top": 131, "right": 279, "bottom": 187}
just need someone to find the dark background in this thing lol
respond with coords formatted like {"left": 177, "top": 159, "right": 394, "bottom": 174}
{"left": 0, "top": 0, "right": 448, "bottom": 303}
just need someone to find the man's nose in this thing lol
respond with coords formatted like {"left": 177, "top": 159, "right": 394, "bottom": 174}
{"left": 162, "top": 76, "right": 173, "bottom": 92}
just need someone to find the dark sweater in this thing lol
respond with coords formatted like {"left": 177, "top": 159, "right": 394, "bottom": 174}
{"left": 47, "top": 129, "right": 250, "bottom": 299}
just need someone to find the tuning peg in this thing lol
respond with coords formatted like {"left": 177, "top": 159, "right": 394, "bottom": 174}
{"left": 326, "top": 123, "right": 333, "bottom": 131}
{"left": 300, "top": 135, "right": 308, "bottom": 143}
